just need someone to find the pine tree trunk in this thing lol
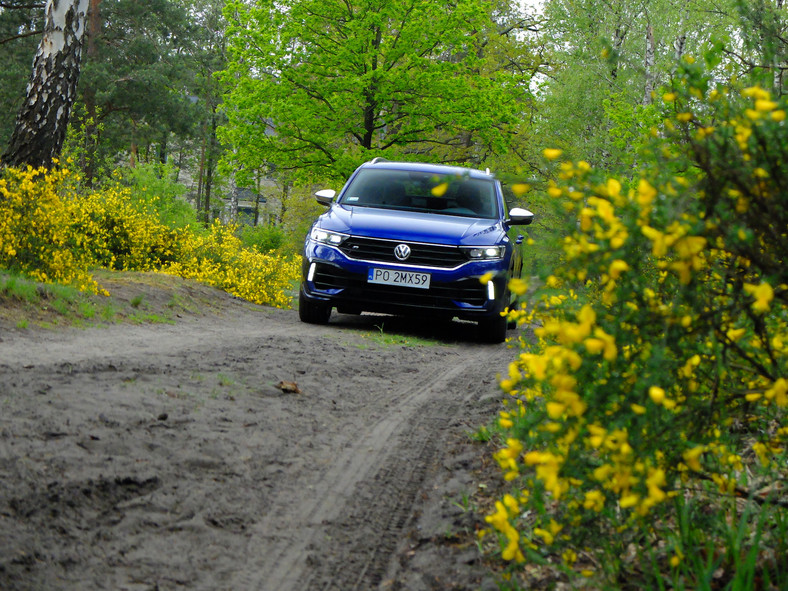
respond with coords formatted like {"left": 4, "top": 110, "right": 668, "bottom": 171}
{"left": 81, "top": 0, "right": 102, "bottom": 184}
{"left": 2, "top": 0, "right": 90, "bottom": 169}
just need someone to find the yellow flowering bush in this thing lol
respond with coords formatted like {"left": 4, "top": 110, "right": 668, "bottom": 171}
{"left": 484, "top": 59, "right": 788, "bottom": 587}
{"left": 163, "top": 221, "right": 299, "bottom": 308}
{"left": 0, "top": 166, "right": 299, "bottom": 308}
{"left": 0, "top": 166, "right": 100, "bottom": 292}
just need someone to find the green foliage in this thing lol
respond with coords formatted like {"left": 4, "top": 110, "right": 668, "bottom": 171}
{"left": 116, "top": 162, "right": 199, "bottom": 230}
{"left": 483, "top": 57, "right": 788, "bottom": 588}
{"left": 238, "top": 224, "right": 286, "bottom": 254}
{"left": 602, "top": 93, "right": 661, "bottom": 169}
{"left": 534, "top": 0, "right": 740, "bottom": 172}
{"left": 219, "top": 0, "right": 528, "bottom": 182}
{"left": 0, "top": 2, "right": 44, "bottom": 146}
{"left": 75, "top": 0, "right": 201, "bottom": 156}
{"left": 0, "top": 273, "right": 39, "bottom": 303}
{"left": 1, "top": 270, "right": 99, "bottom": 324}
{"left": 61, "top": 105, "right": 116, "bottom": 183}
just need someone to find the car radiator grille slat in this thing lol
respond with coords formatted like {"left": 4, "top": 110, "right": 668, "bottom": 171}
{"left": 338, "top": 237, "right": 467, "bottom": 268}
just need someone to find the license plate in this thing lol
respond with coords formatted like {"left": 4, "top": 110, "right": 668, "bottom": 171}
{"left": 368, "top": 268, "right": 431, "bottom": 289}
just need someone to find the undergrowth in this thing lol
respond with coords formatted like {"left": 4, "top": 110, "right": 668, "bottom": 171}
{"left": 0, "top": 163, "right": 299, "bottom": 308}
{"left": 481, "top": 56, "right": 788, "bottom": 590}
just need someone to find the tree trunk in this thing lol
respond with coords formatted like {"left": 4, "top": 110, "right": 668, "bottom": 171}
{"left": 82, "top": 0, "right": 101, "bottom": 182}
{"left": 2, "top": 0, "right": 90, "bottom": 169}
{"left": 643, "top": 24, "right": 656, "bottom": 105}
{"left": 202, "top": 108, "right": 219, "bottom": 223}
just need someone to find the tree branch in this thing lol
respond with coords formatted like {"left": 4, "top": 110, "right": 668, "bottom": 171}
{"left": 0, "top": 29, "right": 43, "bottom": 46}
{"left": 0, "top": 1, "right": 44, "bottom": 8}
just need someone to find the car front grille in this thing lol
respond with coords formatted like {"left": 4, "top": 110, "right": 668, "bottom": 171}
{"left": 338, "top": 237, "right": 467, "bottom": 269}
{"left": 312, "top": 264, "right": 487, "bottom": 308}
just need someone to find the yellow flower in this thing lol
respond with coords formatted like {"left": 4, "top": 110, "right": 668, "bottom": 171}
{"left": 649, "top": 386, "right": 665, "bottom": 405}
{"left": 583, "top": 489, "right": 605, "bottom": 512}
{"left": 533, "top": 527, "right": 554, "bottom": 545}
{"left": 508, "top": 277, "right": 528, "bottom": 296}
{"left": 431, "top": 182, "right": 449, "bottom": 197}
{"left": 584, "top": 337, "right": 605, "bottom": 355}
{"left": 562, "top": 549, "right": 578, "bottom": 566}
{"left": 683, "top": 446, "right": 705, "bottom": 471}
{"left": 765, "top": 378, "right": 788, "bottom": 407}
{"left": 543, "top": 148, "right": 563, "bottom": 160}
{"left": 511, "top": 183, "right": 530, "bottom": 196}
{"left": 479, "top": 271, "right": 494, "bottom": 285}
{"left": 663, "top": 92, "right": 677, "bottom": 102}
{"left": 743, "top": 86, "right": 771, "bottom": 100}
{"left": 546, "top": 401, "right": 566, "bottom": 419}
{"left": 619, "top": 493, "right": 640, "bottom": 508}
{"left": 608, "top": 259, "right": 629, "bottom": 279}
{"left": 637, "top": 178, "right": 657, "bottom": 207}
{"left": 744, "top": 282, "right": 774, "bottom": 313}
{"left": 755, "top": 99, "right": 778, "bottom": 112}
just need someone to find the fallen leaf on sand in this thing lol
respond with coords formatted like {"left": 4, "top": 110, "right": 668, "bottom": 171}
{"left": 275, "top": 380, "right": 302, "bottom": 394}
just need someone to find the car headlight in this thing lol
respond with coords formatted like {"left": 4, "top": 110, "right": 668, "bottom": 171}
{"left": 310, "top": 228, "right": 348, "bottom": 246}
{"left": 462, "top": 246, "right": 504, "bottom": 260}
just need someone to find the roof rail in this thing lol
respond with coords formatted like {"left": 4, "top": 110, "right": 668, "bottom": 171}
{"left": 369, "top": 157, "right": 389, "bottom": 164}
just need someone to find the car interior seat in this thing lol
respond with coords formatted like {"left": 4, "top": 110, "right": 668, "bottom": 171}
{"left": 380, "top": 180, "right": 409, "bottom": 207}
{"left": 455, "top": 184, "right": 484, "bottom": 215}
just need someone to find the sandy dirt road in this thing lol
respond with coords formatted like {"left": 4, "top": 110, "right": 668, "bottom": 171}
{"left": 0, "top": 284, "right": 513, "bottom": 590}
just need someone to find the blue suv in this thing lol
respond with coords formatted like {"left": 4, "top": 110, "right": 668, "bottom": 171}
{"left": 299, "top": 160, "right": 533, "bottom": 342}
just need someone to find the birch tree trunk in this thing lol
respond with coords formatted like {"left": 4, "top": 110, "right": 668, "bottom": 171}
{"left": 2, "top": 0, "right": 90, "bottom": 169}
{"left": 643, "top": 23, "right": 656, "bottom": 105}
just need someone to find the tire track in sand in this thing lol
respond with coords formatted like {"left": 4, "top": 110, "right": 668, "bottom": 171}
{"left": 228, "top": 346, "right": 502, "bottom": 591}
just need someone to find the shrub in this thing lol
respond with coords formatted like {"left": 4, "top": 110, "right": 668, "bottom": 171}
{"left": 163, "top": 221, "right": 298, "bottom": 308}
{"left": 0, "top": 166, "right": 299, "bottom": 308}
{"left": 0, "top": 166, "right": 99, "bottom": 292}
{"left": 483, "top": 57, "right": 788, "bottom": 588}
{"left": 238, "top": 223, "right": 287, "bottom": 253}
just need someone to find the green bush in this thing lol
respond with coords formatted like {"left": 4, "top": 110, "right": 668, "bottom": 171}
{"left": 483, "top": 57, "right": 788, "bottom": 589}
{"left": 238, "top": 223, "right": 286, "bottom": 253}
{"left": 117, "top": 162, "right": 200, "bottom": 230}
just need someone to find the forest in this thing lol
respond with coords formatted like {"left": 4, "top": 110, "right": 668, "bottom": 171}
{"left": 1, "top": 0, "right": 787, "bottom": 589}
{"left": 0, "top": 0, "right": 778, "bottom": 252}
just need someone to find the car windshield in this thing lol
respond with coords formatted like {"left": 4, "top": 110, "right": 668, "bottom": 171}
{"left": 339, "top": 169, "right": 499, "bottom": 220}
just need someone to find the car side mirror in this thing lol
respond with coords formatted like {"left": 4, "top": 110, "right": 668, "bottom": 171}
{"left": 508, "top": 207, "right": 534, "bottom": 226}
{"left": 314, "top": 189, "right": 336, "bottom": 206}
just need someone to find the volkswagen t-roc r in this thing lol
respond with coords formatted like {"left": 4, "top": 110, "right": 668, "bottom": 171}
{"left": 299, "top": 159, "right": 533, "bottom": 342}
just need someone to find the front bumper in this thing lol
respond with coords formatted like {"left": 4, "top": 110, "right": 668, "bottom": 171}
{"left": 301, "top": 241, "right": 510, "bottom": 320}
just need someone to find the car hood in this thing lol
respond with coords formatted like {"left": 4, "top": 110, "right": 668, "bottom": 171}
{"left": 318, "top": 205, "right": 505, "bottom": 246}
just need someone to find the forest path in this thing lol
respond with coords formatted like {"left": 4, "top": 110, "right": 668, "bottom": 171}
{"left": 0, "top": 289, "right": 512, "bottom": 590}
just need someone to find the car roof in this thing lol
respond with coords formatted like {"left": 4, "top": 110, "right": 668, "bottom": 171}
{"left": 358, "top": 159, "right": 495, "bottom": 181}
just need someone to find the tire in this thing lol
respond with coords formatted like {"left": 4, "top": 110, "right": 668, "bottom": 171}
{"left": 478, "top": 313, "right": 507, "bottom": 344}
{"left": 299, "top": 289, "right": 332, "bottom": 324}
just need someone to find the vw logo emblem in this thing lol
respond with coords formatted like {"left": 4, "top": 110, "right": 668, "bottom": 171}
{"left": 394, "top": 243, "right": 411, "bottom": 261}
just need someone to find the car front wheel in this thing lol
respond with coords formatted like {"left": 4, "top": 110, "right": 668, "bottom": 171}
{"left": 478, "top": 313, "right": 507, "bottom": 343}
{"left": 299, "top": 289, "right": 332, "bottom": 324}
